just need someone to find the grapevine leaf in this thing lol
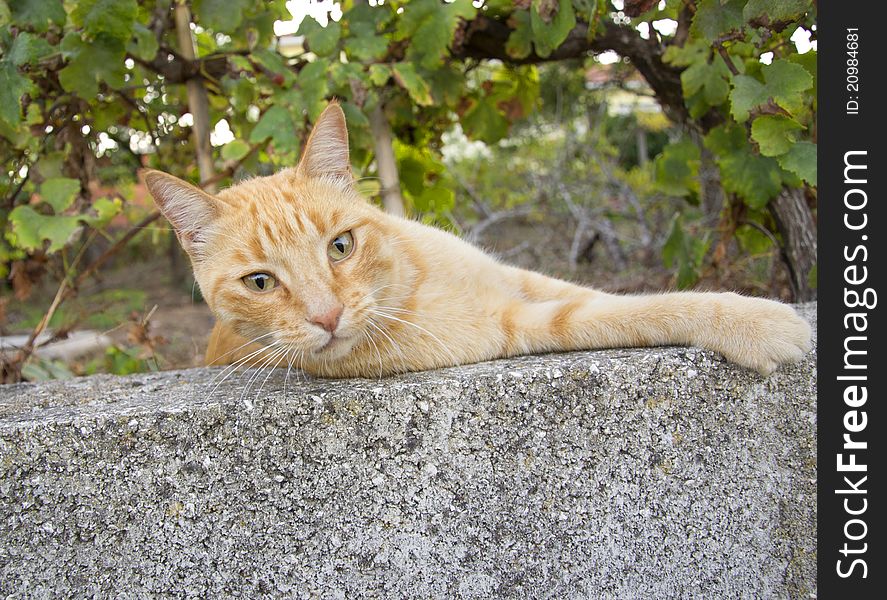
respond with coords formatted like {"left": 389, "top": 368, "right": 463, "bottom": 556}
{"left": 761, "top": 59, "right": 813, "bottom": 114}
{"left": 662, "top": 215, "right": 709, "bottom": 289}
{"left": 58, "top": 33, "right": 126, "bottom": 99}
{"left": 345, "top": 33, "right": 388, "bottom": 62}
{"left": 8, "top": 206, "right": 83, "bottom": 253}
{"left": 414, "top": 183, "right": 455, "bottom": 213}
{"left": 0, "top": 60, "right": 34, "bottom": 127}
{"left": 395, "top": 0, "right": 476, "bottom": 68}
{"left": 128, "top": 22, "right": 159, "bottom": 61}
{"left": 690, "top": 0, "right": 744, "bottom": 42}
{"left": 654, "top": 139, "right": 700, "bottom": 196}
{"left": 249, "top": 106, "right": 298, "bottom": 153}
{"left": 71, "top": 0, "right": 137, "bottom": 42}
{"left": 193, "top": 0, "right": 248, "bottom": 32}
{"left": 681, "top": 59, "right": 730, "bottom": 106}
{"left": 7, "top": 32, "right": 55, "bottom": 66}
{"left": 735, "top": 223, "right": 773, "bottom": 254}
{"left": 505, "top": 10, "right": 532, "bottom": 59}
{"left": 729, "top": 59, "right": 812, "bottom": 121}
{"left": 777, "top": 141, "right": 816, "bottom": 186}
{"left": 40, "top": 177, "right": 80, "bottom": 213}
{"left": 461, "top": 98, "right": 508, "bottom": 144}
{"left": 8, "top": 0, "right": 65, "bottom": 33}
{"left": 392, "top": 63, "right": 433, "bottom": 106}
{"left": 368, "top": 64, "right": 391, "bottom": 86}
{"left": 751, "top": 115, "right": 804, "bottom": 156}
{"left": 221, "top": 140, "right": 250, "bottom": 161}
{"left": 743, "top": 0, "right": 811, "bottom": 29}
{"left": 529, "top": 0, "right": 576, "bottom": 58}
{"left": 299, "top": 17, "right": 341, "bottom": 57}
{"left": 89, "top": 197, "right": 122, "bottom": 225}
{"left": 704, "top": 123, "right": 782, "bottom": 209}
{"left": 728, "top": 75, "right": 765, "bottom": 121}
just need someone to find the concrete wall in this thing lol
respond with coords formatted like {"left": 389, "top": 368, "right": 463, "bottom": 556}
{"left": 0, "top": 304, "right": 817, "bottom": 598}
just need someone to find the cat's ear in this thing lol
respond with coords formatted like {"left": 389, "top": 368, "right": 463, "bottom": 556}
{"left": 295, "top": 101, "right": 352, "bottom": 183}
{"left": 142, "top": 169, "right": 221, "bottom": 257}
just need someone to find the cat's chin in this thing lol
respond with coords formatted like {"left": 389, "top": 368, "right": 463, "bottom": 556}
{"left": 312, "top": 334, "right": 356, "bottom": 359}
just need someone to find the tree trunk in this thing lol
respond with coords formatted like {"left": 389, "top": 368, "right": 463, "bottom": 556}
{"left": 368, "top": 101, "right": 405, "bottom": 217}
{"left": 769, "top": 187, "right": 817, "bottom": 302}
{"left": 174, "top": 2, "right": 215, "bottom": 193}
{"left": 172, "top": 1, "right": 215, "bottom": 283}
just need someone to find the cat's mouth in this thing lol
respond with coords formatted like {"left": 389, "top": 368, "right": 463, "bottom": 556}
{"left": 314, "top": 333, "right": 352, "bottom": 354}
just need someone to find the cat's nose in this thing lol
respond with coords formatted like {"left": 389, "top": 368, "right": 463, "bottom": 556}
{"left": 309, "top": 305, "right": 343, "bottom": 333}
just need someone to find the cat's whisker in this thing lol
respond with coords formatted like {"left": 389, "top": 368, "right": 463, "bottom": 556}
{"left": 370, "top": 309, "right": 461, "bottom": 368}
{"left": 204, "top": 341, "right": 282, "bottom": 402}
{"left": 256, "top": 344, "right": 291, "bottom": 400}
{"left": 240, "top": 344, "right": 289, "bottom": 409}
{"left": 283, "top": 346, "right": 294, "bottom": 397}
{"left": 360, "top": 327, "right": 385, "bottom": 380}
{"left": 205, "top": 330, "right": 282, "bottom": 366}
{"left": 365, "top": 317, "right": 409, "bottom": 375}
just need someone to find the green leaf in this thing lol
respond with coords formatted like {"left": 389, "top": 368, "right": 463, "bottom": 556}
{"left": 662, "top": 215, "right": 709, "bottom": 289}
{"left": 295, "top": 60, "right": 329, "bottom": 120}
{"left": 681, "top": 58, "right": 731, "bottom": 106}
{"left": 253, "top": 49, "right": 297, "bottom": 87}
{"left": 730, "top": 59, "right": 813, "bottom": 121}
{"left": 0, "top": 60, "right": 34, "bottom": 127}
{"left": 529, "top": 0, "right": 576, "bottom": 58}
{"left": 8, "top": 0, "right": 65, "bottom": 33}
{"left": 70, "top": 0, "right": 137, "bottom": 42}
{"left": 690, "top": 0, "right": 745, "bottom": 43}
{"left": 0, "top": 1, "right": 10, "bottom": 26}
{"left": 395, "top": 0, "right": 476, "bottom": 68}
{"left": 743, "top": 0, "right": 811, "bottom": 27}
{"left": 690, "top": 0, "right": 744, "bottom": 42}
{"left": 413, "top": 183, "right": 455, "bottom": 213}
{"left": 7, "top": 32, "right": 55, "bottom": 66}
{"left": 461, "top": 98, "right": 508, "bottom": 144}
{"left": 729, "top": 75, "right": 766, "bottom": 122}
{"left": 654, "top": 139, "right": 700, "bottom": 196}
{"left": 735, "top": 223, "right": 773, "bottom": 254}
{"left": 193, "top": 0, "right": 249, "bottom": 31}
{"left": 8, "top": 206, "right": 83, "bottom": 253}
{"left": 760, "top": 59, "right": 813, "bottom": 114}
{"left": 40, "top": 177, "right": 80, "bottom": 213}
{"left": 505, "top": 10, "right": 532, "bottom": 59}
{"left": 128, "top": 22, "right": 159, "bottom": 61}
{"left": 777, "top": 141, "right": 816, "bottom": 186}
{"left": 299, "top": 16, "right": 342, "bottom": 57}
{"left": 345, "top": 32, "right": 388, "bottom": 62}
{"left": 89, "top": 196, "right": 122, "bottom": 225}
{"left": 751, "top": 115, "right": 804, "bottom": 156}
{"left": 249, "top": 105, "right": 298, "bottom": 153}
{"left": 221, "top": 139, "right": 251, "bottom": 161}
{"left": 368, "top": 64, "right": 391, "bottom": 86}
{"left": 392, "top": 63, "right": 433, "bottom": 106}
{"left": 58, "top": 33, "right": 126, "bottom": 99}
{"left": 340, "top": 102, "right": 369, "bottom": 130}
{"left": 704, "top": 123, "right": 782, "bottom": 209}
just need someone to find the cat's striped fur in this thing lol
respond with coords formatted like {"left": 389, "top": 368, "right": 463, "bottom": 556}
{"left": 145, "top": 102, "right": 811, "bottom": 378}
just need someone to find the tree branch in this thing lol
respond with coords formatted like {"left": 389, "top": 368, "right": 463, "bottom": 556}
{"left": 454, "top": 15, "right": 688, "bottom": 123}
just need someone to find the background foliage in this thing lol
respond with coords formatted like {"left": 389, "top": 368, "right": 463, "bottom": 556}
{"left": 0, "top": 0, "right": 817, "bottom": 381}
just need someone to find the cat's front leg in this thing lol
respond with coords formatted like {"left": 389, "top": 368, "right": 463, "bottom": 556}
{"left": 690, "top": 292, "right": 812, "bottom": 375}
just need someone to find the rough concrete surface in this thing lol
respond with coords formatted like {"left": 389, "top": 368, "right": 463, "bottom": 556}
{"left": 0, "top": 304, "right": 817, "bottom": 598}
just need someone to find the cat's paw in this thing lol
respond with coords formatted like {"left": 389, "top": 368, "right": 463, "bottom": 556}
{"left": 700, "top": 294, "right": 812, "bottom": 375}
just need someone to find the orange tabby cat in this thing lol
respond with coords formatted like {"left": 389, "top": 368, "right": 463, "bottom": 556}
{"left": 144, "top": 102, "right": 811, "bottom": 378}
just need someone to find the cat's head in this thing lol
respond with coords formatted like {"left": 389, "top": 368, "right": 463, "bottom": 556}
{"left": 144, "top": 102, "right": 407, "bottom": 364}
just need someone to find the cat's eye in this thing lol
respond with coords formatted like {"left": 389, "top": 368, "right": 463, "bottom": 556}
{"left": 242, "top": 272, "right": 277, "bottom": 292}
{"left": 328, "top": 231, "right": 354, "bottom": 262}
